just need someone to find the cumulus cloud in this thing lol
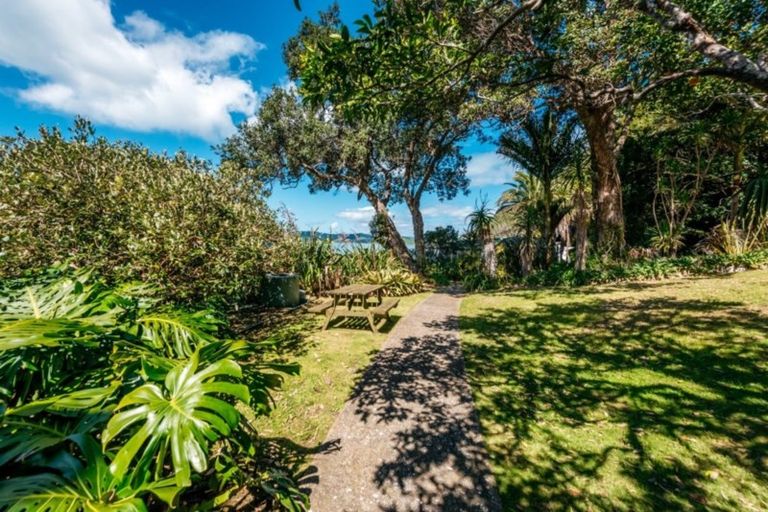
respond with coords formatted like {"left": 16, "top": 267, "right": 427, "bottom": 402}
{"left": 337, "top": 206, "right": 376, "bottom": 222}
{"left": 422, "top": 204, "right": 474, "bottom": 220}
{"left": 0, "top": 0, "right": 263, "bottom": 141}
{"left": 467, "top": 152, "right": 519, "bottom": 186}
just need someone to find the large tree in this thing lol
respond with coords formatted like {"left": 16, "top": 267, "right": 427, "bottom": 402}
{"left": 218, "top": 87, "right": 417, "bottom": 270}
{"left": 218, "top": 86, "right": 472, "bottom": 273}
{"left": 297, "top": 0, "right": 766, "bottom": 256}
{"left": 228, "top": 5, "right": 474, "bottom": 272}
{"left": 384, "top": 113, "right": 472, "bottom": 267}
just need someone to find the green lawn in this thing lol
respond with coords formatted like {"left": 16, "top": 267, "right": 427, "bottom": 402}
{"left": 460, "top": 270, "right": 768, "bottom": 511}
{"left": 253, "top": 293, "right": 431, "bottom": 448}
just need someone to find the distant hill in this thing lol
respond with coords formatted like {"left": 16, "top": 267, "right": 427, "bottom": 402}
{"left": 300, "top": 231, "right": 414, "bottom": 246}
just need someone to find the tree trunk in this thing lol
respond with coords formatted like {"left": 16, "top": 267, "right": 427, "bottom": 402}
{"left": 730, "top": 142, "right": 745, "bottom": 221}
{"left": 578, "top": 105, "right": 625, "bottom": 257}
{"left": 543, "top": 183, "right": 554, "bottom": 267}
{"left": 405, "top": 196, "right": 426, "bottom": 272}
{"left": 574, "top": 189, "right": 590, "bottom": 271}
{"left": 372, "top": 200, "right": 417, "bottom": 272}
{"left": 482, "top": 237, "right": 497, "bottom": 277}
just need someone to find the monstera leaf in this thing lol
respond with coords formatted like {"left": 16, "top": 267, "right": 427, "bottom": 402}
{"left": 0, "top": 269, "right": 130, "bottom": 350}
{"left": 0, "top": 384, "right": 117, "bottom": 466}
{"left": 0, "top": 435, "right": 179, "bottom": 512}
{"left": 0, "top": 411, "right": 109, "bottom": 466}
{"left": 103, "top": 351, "right": 250, "bottom": 487}
{"left": 6, "top": 382, "right": 120, "bottom": 417}
{"left": 135, "top": 309, "right": 222, "bottom": 359}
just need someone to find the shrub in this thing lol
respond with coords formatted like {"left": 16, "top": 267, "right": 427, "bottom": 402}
{"left": 520, "top": 249, "right": 768, "bottom": 288}
{"left": 291, "top": 232, "right": 345, "bottom": 295}
{"left": 0, "top": 120, "right": 293, "bottom": 304}
{"left": 0, "top": 267, "right": 305, "bottom": 510}
{"left": 360, "top": 267, "right": 424, "bottom": 296}
{"left": 291, "top": 238, "right": 425, "bottom": 296}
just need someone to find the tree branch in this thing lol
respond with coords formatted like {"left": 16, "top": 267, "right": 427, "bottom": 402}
{"left": 636, "top": 0, "right": 768, "bottom": 93}
{"left": 424, "top": 0, "right": 545, "bottom": 89}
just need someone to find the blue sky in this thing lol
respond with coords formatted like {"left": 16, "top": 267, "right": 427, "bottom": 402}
{"left": 0, "top": 0, "right": 517, "bottom": 235}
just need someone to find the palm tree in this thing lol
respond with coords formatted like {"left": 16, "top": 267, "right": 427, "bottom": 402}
{"left": 499, "top": 107, "right": 580, "bottom": 267}
{"left": 467, "top": 199, "right": 497, "bottom": 277}
{"left": 497, "top": 172, "right": 544, "bottom": 276}
{"left": 561, "top": 145, "right": 592, "bottom": 270}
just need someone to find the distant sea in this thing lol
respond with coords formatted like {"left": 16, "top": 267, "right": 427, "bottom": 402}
{"left": 301, "top": 231, "right": 415, "bottom": 250}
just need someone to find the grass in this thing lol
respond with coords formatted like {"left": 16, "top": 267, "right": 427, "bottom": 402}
{"left": 460, "top": 269, "right": 768, "bottom": 511}
{"left": 253, "top": 293, "right": 431, "bottom": 448}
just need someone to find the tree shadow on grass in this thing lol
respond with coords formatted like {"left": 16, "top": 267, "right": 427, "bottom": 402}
{"left": 341, "top": 312, "right": 501, "bottom": 511}
{"left": 460, "top": 294, "right": 768, "bottom": 511}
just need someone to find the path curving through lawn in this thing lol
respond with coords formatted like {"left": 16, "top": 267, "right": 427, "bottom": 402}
{"left": 308, "top": 288, "right": 500, "bottom": 512}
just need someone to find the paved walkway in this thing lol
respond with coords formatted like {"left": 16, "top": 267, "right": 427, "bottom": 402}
{"left": 308, "top": 289, "right": 501, "bottom": 512}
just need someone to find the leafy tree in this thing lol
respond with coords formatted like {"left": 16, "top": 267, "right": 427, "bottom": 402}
{"left": 633, "top": 0, "right": 768, "bottom": 93}
{"left": 219, "top": 87, "right": 417, "bottom": 270}
{"left": 497, "top": 172, "right": 544, "bottom": 276}
{"left": 280, "top": 7, "right": 475, "bottom": 271}
{"left": 296, "top": 0, "right": 766, "bottom": 257}
{"left": 385, "top": 114, "right": 473, "bottom": 267}
{"left": 425, "top": 225, "right": 463, "bottom": 261}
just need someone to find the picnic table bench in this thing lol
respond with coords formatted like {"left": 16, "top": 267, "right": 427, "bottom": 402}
{"left": 310, "top": 284, "right": 398, "bottom": 332}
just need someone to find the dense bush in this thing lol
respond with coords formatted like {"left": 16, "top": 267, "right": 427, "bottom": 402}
{"left": 0, "top": 267, "right": 305, "bottom": 510}
{"left": 0, "top": 120, "right": 293, "bottom": 304}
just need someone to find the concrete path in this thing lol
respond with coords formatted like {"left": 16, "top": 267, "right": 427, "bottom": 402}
{"left": 308, "top": 289, "right": 501, "bottom": 512}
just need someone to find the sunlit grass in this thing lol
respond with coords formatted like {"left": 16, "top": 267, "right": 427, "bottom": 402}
{"left": 460, "top": 270, "right": 768, "bottom": 511}
{"left": 254, "top": 293, "right": 431, "bottom": 447}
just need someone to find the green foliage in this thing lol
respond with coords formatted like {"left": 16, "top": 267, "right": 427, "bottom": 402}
{"left": 522, "top": 250, "right": 768, "bottom": 288}
{"left": 360, "top": 267, "right": 424, "bottom": 296}
{"left": 104, "top": 353, "right": 250, "bottom": 487}
{"left": 291, "top": 236, "right": 425, "bottom": 297}
{"left": 0, "top": 267, "right": 303, "bottom": 510}
{"left": 497, "top": 108, "right": 584, "bottom": 270}
{"left": 291, "top": 232, "right": 344, "bottom": 295}
{"left": 0, "top": 121, "right": 293, "bottom": 304}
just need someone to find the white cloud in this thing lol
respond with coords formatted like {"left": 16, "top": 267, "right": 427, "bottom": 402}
{"left": 337, "top": 206, "right": 375, "bottom": 222}
{"left": 0, "top": 0, "right": 263, "bottom": 141}
{"left": 467, "top": 152, "right": 519, "bottom": 186}
{"left": 422, "top": 204, "right": 474, "bottom": 220}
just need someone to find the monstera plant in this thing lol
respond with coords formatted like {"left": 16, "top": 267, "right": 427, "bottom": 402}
{"left": 0, "top": 267, "right": 302, "bottom": 510}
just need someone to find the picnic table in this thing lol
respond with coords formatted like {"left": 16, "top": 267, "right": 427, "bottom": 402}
{"left": 309, "top": 284, "right": 399, "bottom": 332}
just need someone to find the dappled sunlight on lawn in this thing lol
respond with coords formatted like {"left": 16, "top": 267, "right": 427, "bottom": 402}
{"left": 460, "top": 270, "right": 768, "bottom": 511}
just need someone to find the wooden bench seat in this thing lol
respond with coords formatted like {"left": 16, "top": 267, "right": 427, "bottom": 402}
{"left": 371, "top": 298, "right": 399, "bottom": 318}
{"left": 307, "top": 300, "right": 334, "bottom": 314}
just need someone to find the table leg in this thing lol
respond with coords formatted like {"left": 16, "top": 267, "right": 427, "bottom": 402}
{"left": 377, "top": 289, "right": 383, "bottom": 305}
{"left": 322, "top": 308, "right": 334, "bottom": 330}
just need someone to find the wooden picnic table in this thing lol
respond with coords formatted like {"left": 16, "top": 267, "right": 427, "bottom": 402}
{"left": 326, "top": 283, "right": 384, "bottom": 310}
{"left": 319, "top": 284, "right": 398, "bottom": 332}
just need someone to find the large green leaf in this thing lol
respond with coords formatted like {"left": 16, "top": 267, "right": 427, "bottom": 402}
{"left": 0, "top": 269, "right": 130, "bottom": 350}
{"left": 135, "top": 309, "right": 222, "bottom": 359}
{"left": 6, "top": 382, "right": 119, "bottom": 417}
{"left": 103, "top": 351, "right": 250, "bottom": 487}
{"left": 0, "top": 436, "right": 180, "bottom": 512}
{"left": 0, "top": 411, "right": 108, "bottom": 466}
